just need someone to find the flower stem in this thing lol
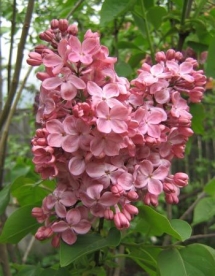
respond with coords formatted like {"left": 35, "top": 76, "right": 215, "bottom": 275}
{"left": 94, "top": 218, "right": 104, "bottom": 266}
{"left": 140, "top": 0, "right": 155, "bottom": 63}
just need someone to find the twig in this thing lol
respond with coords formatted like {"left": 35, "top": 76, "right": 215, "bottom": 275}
{"left": 188, "top": 233, "right": 215, "bottom": 241}
{"left": 7, "top": 0, "right": 17, "bottom": 94}
{"left": 179, "top": 191, "right": 205, "bottom": 220}
{"left": 66, "top": 0, "right": 85, "bottom": 19}
{"left": 0, "top": 244, "right": 12, "bottom": 276}
{"left": 140, "top": 0, "right": 155, "bottom": 63}
{"left": 0, "top": 0, "right": 35, "bottom": 131}
{"left": 22, "top": 236, "right": 35, "bottom": 264}
{"left": 0, "top": 0, "right": 3, "bottom": 112}
{"left": 0, "top": 67, "right": 32, "bottom": 187}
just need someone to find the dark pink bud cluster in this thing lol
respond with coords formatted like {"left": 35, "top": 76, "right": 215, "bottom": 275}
{"left": 28, "top": 19, "right": 206, "bottom": 246}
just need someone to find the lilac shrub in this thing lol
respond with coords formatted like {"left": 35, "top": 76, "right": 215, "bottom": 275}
{"left": 27, "top": 19, "right": 206, "bottom": 247}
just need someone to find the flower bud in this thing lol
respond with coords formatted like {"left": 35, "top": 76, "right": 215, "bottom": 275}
{"left": 173, "top": 172, "right": 189, "bottom": 187}
{"left": 111, "top": 184, "right": 124, "bottom": 197}
{"left": 50, "top": 19, "right": 59, "bottom": 30}
{"left": 104, "top": 209, "right": 114, "bottom": 220}
{"left": 166, "top": 49, "right": 175, "bottom": 60}
{"left": 114, "top": 212, "right": 130, "bottom": 230}
{"left": 68, "top": 24, "right": 78, "bottom": 36}
{"left": 124, "top": 204, "right": 138, "bottom": 215}
{"left": 59, "top": 19, "right": 68, "bottom": 32}
{"left": 155, "top": 51, "right": 166, "bottom": 62}
{"left": 127, "top": 190, "right": 139, "bottom": 201}
{"left": 165, "top": 193, "right": 179, "bottom": 204}
{"left": 143, "top": 193, "right": 158, "bottom": 207}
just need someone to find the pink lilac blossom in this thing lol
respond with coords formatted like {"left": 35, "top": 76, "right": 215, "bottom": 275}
{"left": 28, "top": 19, "right": 206, "bottom": 247}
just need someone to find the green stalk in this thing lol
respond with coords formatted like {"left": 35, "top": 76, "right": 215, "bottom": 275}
{"left": 140, "top": 0, "right": 155, "bottom": 63}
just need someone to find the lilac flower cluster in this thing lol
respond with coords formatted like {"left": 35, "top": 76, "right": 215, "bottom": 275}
{"left": 27, "top": 19, "right": 206, "bottom": 246}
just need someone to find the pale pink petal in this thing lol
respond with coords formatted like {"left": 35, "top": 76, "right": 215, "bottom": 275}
{"left": 45, "top": 195, "right": 56, "bottom": 209}
{"left": 96, "top": 101, "right": 109, "bottom": 118}
{"left": 60, "top": 191, "right": 77, "bottom": 206}
{"left": 66, "top": 209, "right": 81, "bottom": 225}
{"left": 140, "top": 160, "right": 153, "bottom": 175}
{"left": 43, "top": 53, "right": 62, "bottom": 67}
{"left": 90, "top": 203, "right": 105, "bottom": 217}
{"left": 68, "top": 36, "right": 81, "bottom": 53}
{"left": 68, "top": 156, "right": 85, "bottom": 176}
{"left": 68, "top": 52, "right": 80, "bottom": 63}
{"left": 72, "top": 220, "right": 91, "bottom": 234}
{"left": 55, "top": 202, "right": 67, "bottom": 218}
{"left": 80, "top": 55, "right": 93, "bottom": 64}
{"left": 90, "top": 137, "right": 105, "bottom": 156}
{"left": 62, "top": 135, "right": 79, "bottom": 152}
{"left": 58, "top": 39, "right": 68, "bottom": 58}
{"left": 61, "top": 82, "right": 77, "bottom": 100}
{"left": 79, "top": 192, "right": 95, "bottom": 207}
{"left": 103, "top": 83, "right": 119, "bottom": 98}
{"left": 52, "top": 221, "right": 68, "bottom": 232}
{"left": 42, "top": 77, "right": 62, "bottom": 90}
{"left": 155, "top": 89, "right": 170, "bottom": 104}
{"left": 86, "top": 163, "right": 105, "bottom": 178}
{"left": 97, "top": 119, "right": 112, "bottom": 133}
{"left": 111, "top": 119, "right": 128, "bottom": 133}
{"left": 110, "top": 105, "right": 129, "bottom": 120}
{"left": 46, "top": 119, "right": 64, "bottom": 133}
{"left": 148, "top": 125, "right": 161, "bottom": 138}
{"left": 117, "top": 172, "right": 133, "bottom": 190}
{"left": 62, "top": 229, "right": 77, "bottom": 245}
{"left": 152, "top": 166, "right": 169, "bottom": 180}
{"left": 82, "top": 38, "right": 99, "bottom": 54}
{"left": 69, "top": 75, "right": 86, "bottom": 89}
{"left": 148, "top": 179, "right": 163, "bottom": 195}
{"left": 87, "top": 184, "right": 103, "bottom": 200}
{"left": 47, "top": 133, "right": 64, "bottom": 147}
{"left": 180, "top": 62, "right": 193, "bottom": 74}
{"left": 99, "top": 192, "right": 119, "bottom": 206}
{"left": 87, "top": 81, "right": 102, "bottom": 96}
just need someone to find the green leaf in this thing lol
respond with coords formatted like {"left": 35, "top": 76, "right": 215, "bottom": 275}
{"left": 123, "top": 245, "right": 158, "bottom": 275}
{"left": 205, "top": 36, "right": 215, "bottom": 78}
{"left": 193, "top": 197, "right": 215, "bottom": 225}
{"left": 39, "top": 267, "right": 71, "bottom": 276}
{"left": 137, "top": 206, "right": 191, "bottom": 241}
{"left": 158, "top": 248, "right": 187, "bottom": 276}
{"left": 115, "top": 61, "right": 133, "bottom": 77}
{"left": 0, "top": 204, "right": 39, "bottom": 243}
{"left": 0, "top": 185, "right": 10, "bottom": 215}
{"left": 60, "top": 227, "right": 121, "bottom": 267}
{"left": 117, "top": 41, "right": 141, "bottom": 50}
{"left": 179, "top": 244, "right": 215, "bottom": 275}
{"left": 186, "top": 41, "right": 208, "bottom": 53}
{"left": 204, "top": 178, "right": 215, "bottom": 197}
{"left": 15, "top": 265, "right": 42, "bottom": 276}
{"left": 11, "top": 176, "right": 50, "bottom": 206}
{"left": 158, "top": 244, "right": 215, "bottom": 276}
{"left": 128, "top": 52, "right": 146, "bottom": 68}
{"left": 170, "top": 219, "right": 192, "bottom": 241}
{"left": 190, "top": 103, "right": 205, "bottom": 135}
{"left": 132, "top": 13, "right": 147, "bottom": 36}
{"left": 147, "top": 6, "right": 167, "bottom": 29}
{"left": 100, "top": 0, "right": 137, "bottom": 25}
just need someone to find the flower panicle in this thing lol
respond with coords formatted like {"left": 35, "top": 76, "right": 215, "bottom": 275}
{"left": 28, "top": 19, "right": 206, "bottom": 246}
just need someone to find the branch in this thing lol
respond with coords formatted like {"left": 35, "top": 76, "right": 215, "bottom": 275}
{"left": 140, "top": 0, "right": 155, "bottom": 63}
{"left": 0, "top": 0, "right": 3, "bottom": 112}
{"left": 0, "top": 67, "right": 32, "bottom": 186}
{"left": 179, "top": 191, "right": 205, "bottom": 220}
{"left": 0, "top": 0, "right": 35, "bottom": 131}
{"left": 7, "top": 0, "right": 17, "bottom": 94}
{"left": 0, "top": 244, "right": 12, "bottom": 276}
{"left": 66, "top": 0, "right": 85, "bottom": 19}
